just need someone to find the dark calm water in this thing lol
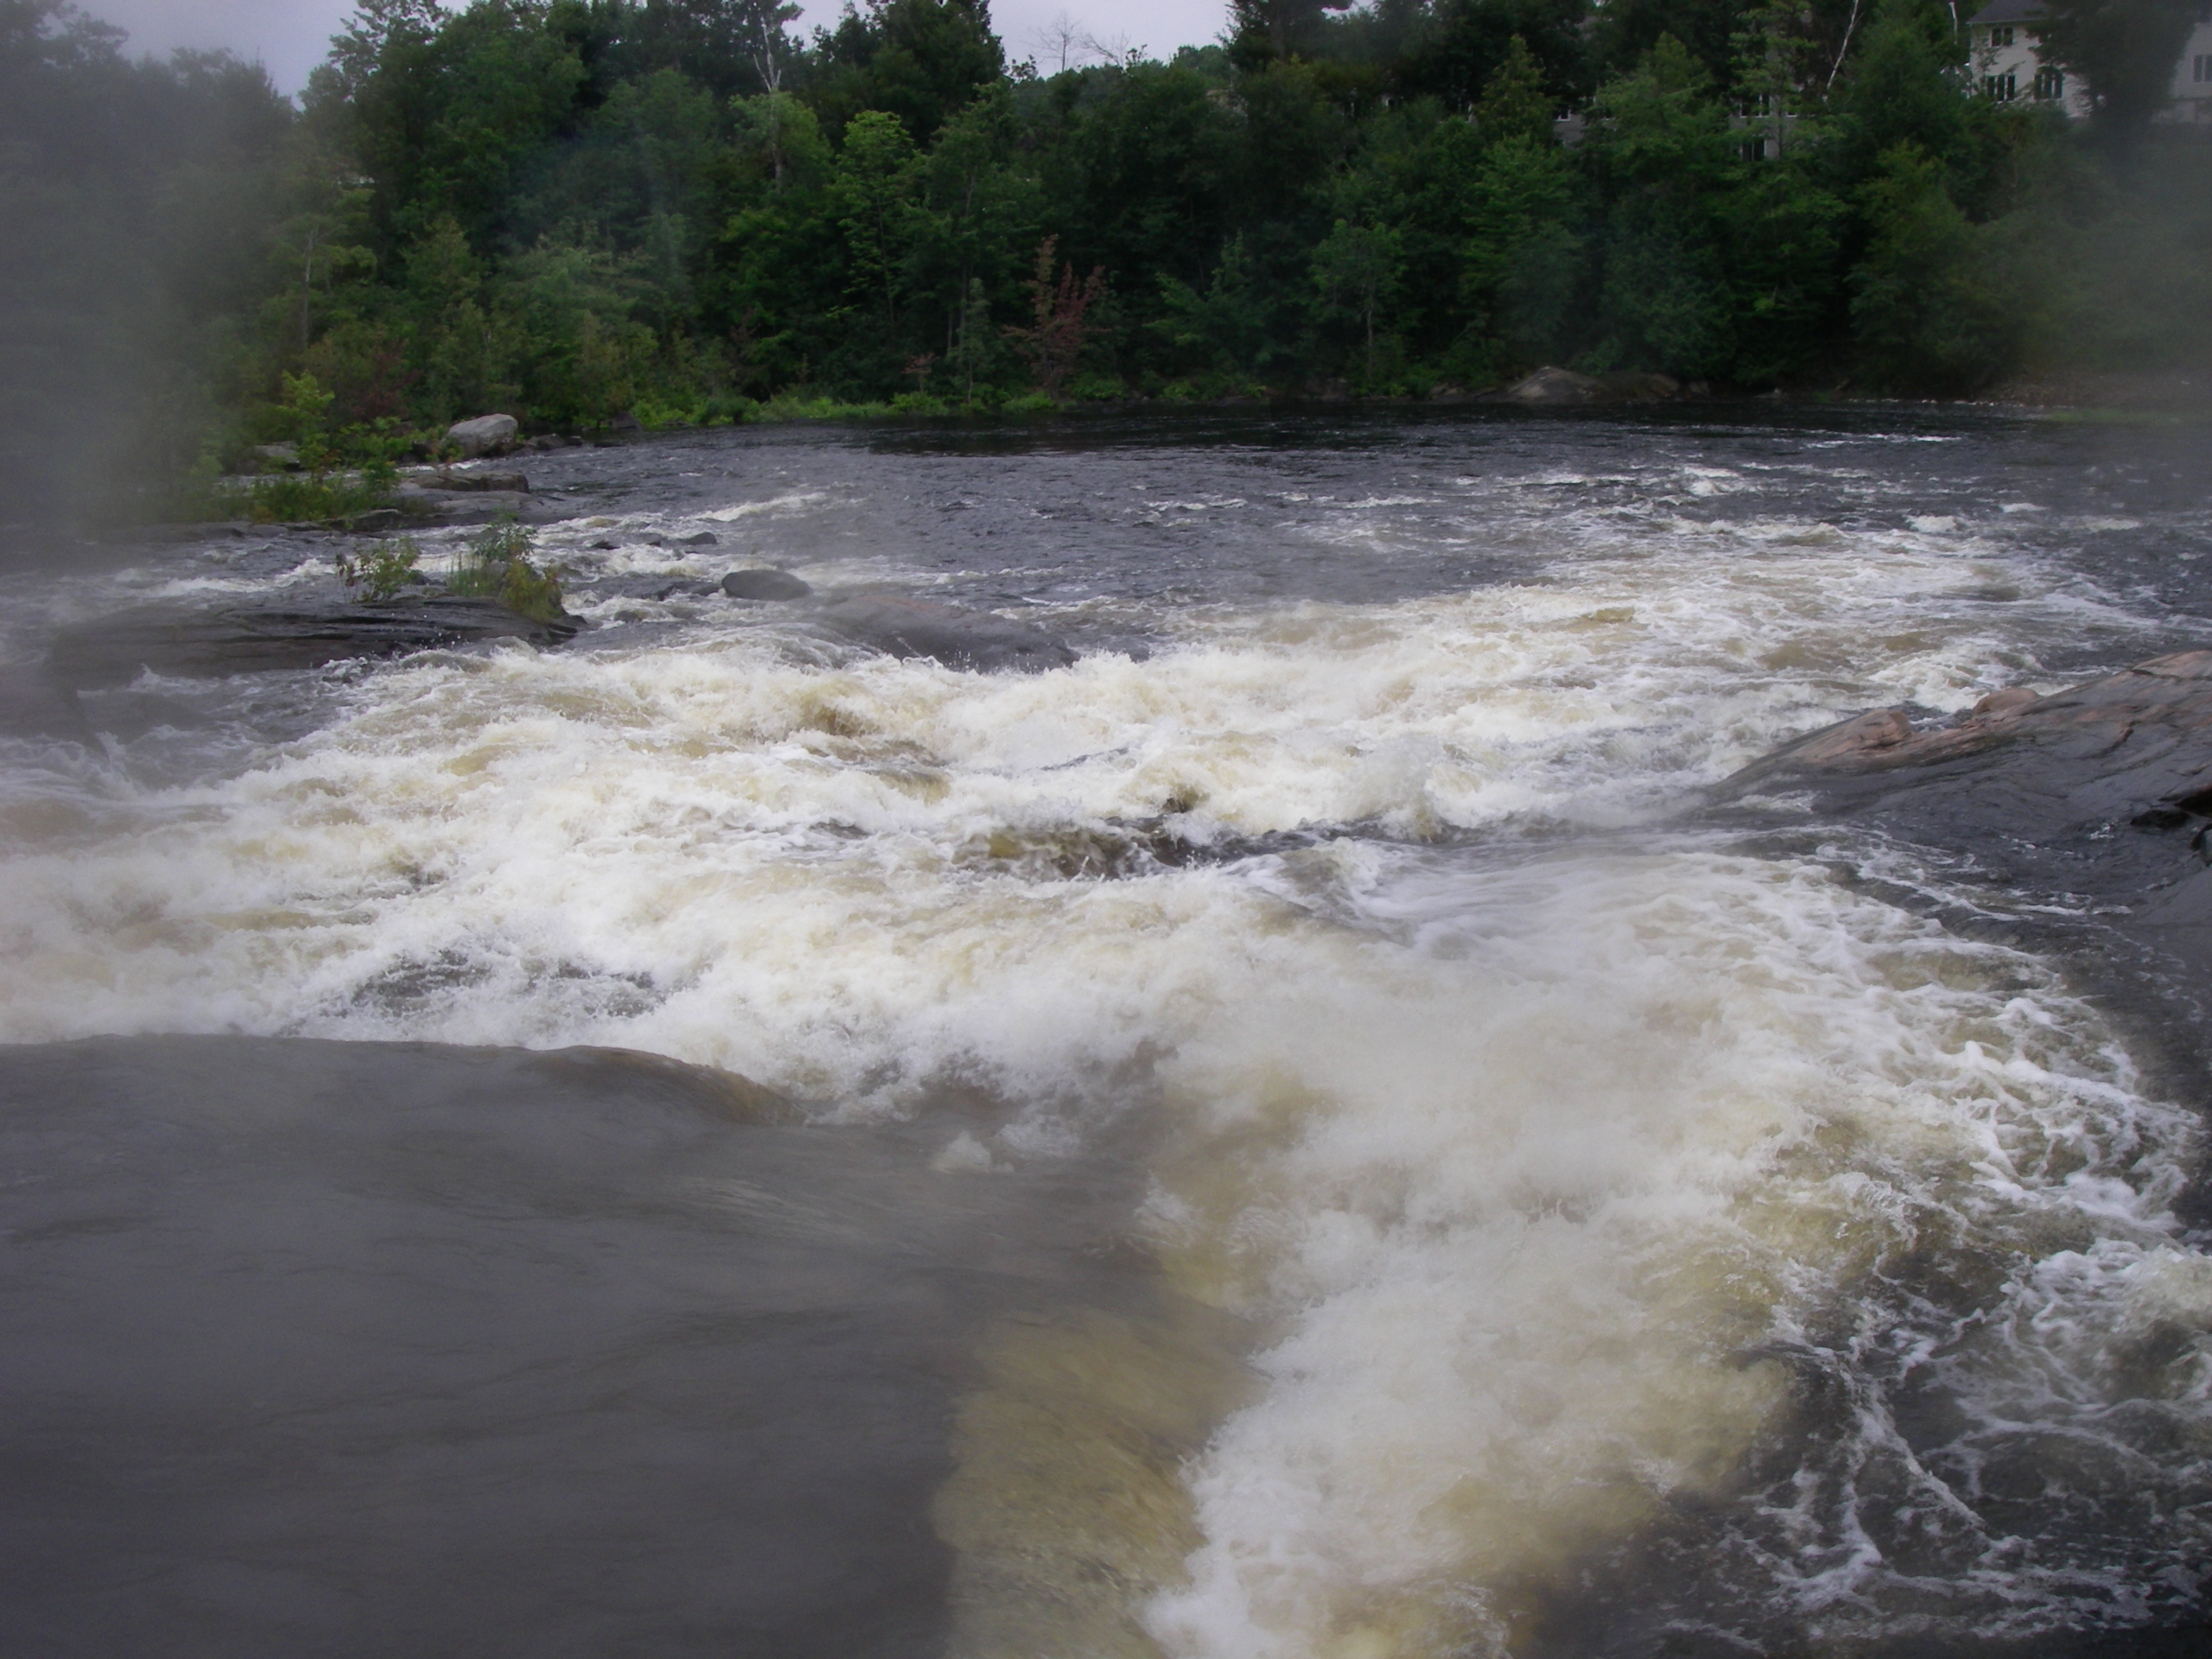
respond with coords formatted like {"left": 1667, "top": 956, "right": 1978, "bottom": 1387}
{"left": 1, "top": 406, "right": 2209, "bottom": 1658}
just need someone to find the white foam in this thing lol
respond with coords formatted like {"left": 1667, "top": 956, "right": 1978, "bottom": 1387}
{"left": 1141, "top": 848, "right": 2203, "bottom": 1656}
{"left": 1, "top": 462, "right": 2203, "bottom": 1651}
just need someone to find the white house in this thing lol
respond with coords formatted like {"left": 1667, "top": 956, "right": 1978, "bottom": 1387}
{"left": 1969, "top": 0, "right": 2212, "bottom": 125}
{"left": 1968, "top": 0, "right": 2092, "bottom": 117}
{"left": 2172, "top": 3, "right": 2212, "bottom": 124}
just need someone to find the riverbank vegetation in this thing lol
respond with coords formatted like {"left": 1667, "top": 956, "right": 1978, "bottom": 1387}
{"left": 3, "top": 0, "right": 2207, "bottom": 521}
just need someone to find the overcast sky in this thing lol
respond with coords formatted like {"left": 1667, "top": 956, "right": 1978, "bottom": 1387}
{"left": 86, "top": 1, "right": 1231, "bottom": 94}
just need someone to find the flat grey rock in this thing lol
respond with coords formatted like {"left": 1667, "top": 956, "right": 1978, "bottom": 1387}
{"left": 815, "top": 595, "right": 1074, "bottom": 673}
{"left": 47, "top": 596, "right": 582, "bottom": 686}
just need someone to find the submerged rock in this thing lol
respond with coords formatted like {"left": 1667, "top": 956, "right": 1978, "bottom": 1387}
{"left": 721, "top": 568, "right": 811, "bottom": 601}
{"left": 446, "top": 413, "right": 518, "bottom": 458}
{"left": 47, "top": 595, "right": 582, "bottom": 686}
{"left": 816, "top": 595, "right": 1075, "bottom": 673}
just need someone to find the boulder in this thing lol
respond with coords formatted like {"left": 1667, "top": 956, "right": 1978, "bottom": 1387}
{"left": 1506, "top": 367, "right": 1606, "bottom": 405}
{"left": 677, "top": 531, "right": 719, "bottom": 547}
{"left": 1721, "top": 654, "right": 2212, "bottom": 794}
{"left": 1715, "top": 647, "right": 2212, "bottom": 989}
{"left": 721, "top": 569, "right": 811, "bottom": 601}
{"left": 446, "top": 413, "right": 519, "bottom": 459}
{"left": 250, "top": 443, "right": 302, "bottom": 472}
{"left": 46, "top": 595, "right": 581, "bottom": 688}
{"left": 816, "top": 595, "right": 1074, "bottom": 673}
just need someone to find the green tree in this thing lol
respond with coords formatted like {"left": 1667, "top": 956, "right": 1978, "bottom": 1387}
{"left": 833, "top": 108, "right": 922, "bottom": 327}
{"left": 1583, "top": 35, "right": 1739, "bottom": 374}
{"left": 811, "top": 0, "right": 1004, "bottom": 144}
{"left": 1312, "top": 218, "right": 1403, "bottom": 380}
{"left": 1153, "top": 233, "right": 1272, "bottom": 377}
{"left": 1848, "top": 143, "right": 2013, "bottom": 390}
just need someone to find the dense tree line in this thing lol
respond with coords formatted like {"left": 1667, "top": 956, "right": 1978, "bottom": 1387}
{"left": 1, "top": 0, "right": 2207, "bottom": 513}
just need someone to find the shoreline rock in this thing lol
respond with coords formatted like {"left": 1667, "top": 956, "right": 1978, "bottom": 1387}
{"left": 446, "top": 413, "right": 519, "bottom": 458}
{"left": 1501, "top": 367, "right": 1683, "bottom": 406}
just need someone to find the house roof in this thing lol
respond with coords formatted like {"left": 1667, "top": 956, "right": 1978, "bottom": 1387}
{"left": 1969, "top": 0, "right": 2048, "bottom": 24}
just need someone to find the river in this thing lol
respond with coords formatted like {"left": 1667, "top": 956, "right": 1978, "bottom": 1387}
{"left": 1, "top": 406, "right": 2208, "bottom": 1657}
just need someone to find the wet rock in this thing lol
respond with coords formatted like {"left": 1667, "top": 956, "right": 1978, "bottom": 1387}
{"left": 721, "top": 569, "right": 812, "bottom": 601}
{"left": 1506, "top": 367, "right": 1606, "bottom": 405}
{"left": 1974, "top": 686, "right": 2040, "bottom": 717}
{"left": 446, "top": 413, "right": 518, "bottom": 459}
{"left": 816, "top": 595, "right": 1074, "bottom": 673}
{"left": 423, "top": 469, "right": 530, "bottom": 494}
{"left": 344, "top": 508, "right": 406, "bottom": 534}
{"left": 677, "top": 531, "right": 718, "bottom": 547}
{"left": 46, "top": 595, "right": 582, "bottom": 687}
{"left": 1725, "top": 654, "right": 2212, "bottom": 794}
{"left": 1717, "top": 652, "right": 2212, "bottom": 974}
{"left": 394, "top": 485, "right": 545, "bottom": 526}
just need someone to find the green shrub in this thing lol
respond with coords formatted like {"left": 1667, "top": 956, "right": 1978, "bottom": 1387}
{"left": 335, "top": 537, "right": 422, "bottom": 601}
{"left": 219, "top": 472, "right": 397, "bottom": 525}
{"left": 446, "top": 518, "right": 567, "bottom": 621}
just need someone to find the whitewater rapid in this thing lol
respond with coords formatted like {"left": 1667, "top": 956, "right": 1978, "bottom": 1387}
{"left": 1, "top": 410, "right": 2207, "bottom": 1655}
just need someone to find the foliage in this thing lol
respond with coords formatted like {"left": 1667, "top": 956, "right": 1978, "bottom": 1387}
{"left": 8, "top": 0, "right": 2208, "bottom": 529}
{"left": 1002, "top": 237, "right": 1106, "bottom": 395}
{"left": 336, "top": 535, "right": 422, "bottom": 600}
{"left": 446, "top": 517, "right": 566, "bottom": 620}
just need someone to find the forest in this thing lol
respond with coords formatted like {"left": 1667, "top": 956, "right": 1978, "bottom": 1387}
{"left": 0, "top": 0, "right": 2206, "bottom": 521}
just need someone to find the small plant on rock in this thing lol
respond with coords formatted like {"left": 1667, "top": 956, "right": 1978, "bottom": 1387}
{"left": 447, "top": 518, "right": 565, "bottom": 621}
{"left": 335, "top": 536, "right": 423, "bottom": 601}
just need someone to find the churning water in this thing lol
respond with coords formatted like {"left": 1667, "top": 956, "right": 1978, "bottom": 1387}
{"left": 2, "top": 408, "right": 2209, "bottom": 1656}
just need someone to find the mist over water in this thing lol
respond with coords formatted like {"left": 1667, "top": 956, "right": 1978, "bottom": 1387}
{"left": 2, "top": 408, "right": 2210, "bottom": 1655}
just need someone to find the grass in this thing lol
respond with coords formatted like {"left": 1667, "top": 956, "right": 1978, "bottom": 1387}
{"left": 200, "top": 470, "right": 397, "bottom": 525}
{"left": 443, "top": 519, "right": 567, "bottom": 621}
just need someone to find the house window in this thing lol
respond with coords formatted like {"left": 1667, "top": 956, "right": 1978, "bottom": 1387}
{"left": 2197, "top": 54, "right": 2211, "bottom": 84}
{"left": 1990, "top": 24, "right": 2015, "bottom": 45}
{"left": 1984, "top": 71, "right": 2018, "bottom": 100}
{"left": 2033, "top": 66, "right": 2064, "bottom": 99}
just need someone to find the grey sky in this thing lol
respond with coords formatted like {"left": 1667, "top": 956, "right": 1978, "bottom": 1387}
{"left": 86, "top": 1, "right": 1229, "bottom": 94}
